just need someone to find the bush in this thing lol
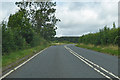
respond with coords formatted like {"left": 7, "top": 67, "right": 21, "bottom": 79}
{"left": 78, "top": 23, "right": 119, "bottom": 46}
{"left": 2, "top": 28, "right": 15, "bottom": 54}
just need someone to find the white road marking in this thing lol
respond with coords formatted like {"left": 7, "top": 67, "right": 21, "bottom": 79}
{"left": 0, "top": 47, "right": 48, "bottom": 80}
{"left": 67, "top": 47, "right": 120, "bottom": 79}
{"left": 64, "top": 46, "right": 120, "bottom": 80}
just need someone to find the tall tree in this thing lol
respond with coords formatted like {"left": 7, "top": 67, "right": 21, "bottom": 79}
{"left": 8, "top": 10, "right": 33, "bottom": 44}
{"left": 113, "top": 22, "right": 116, "bottom": 29}
{"left": 15, "top": 1, "right": 60, "bottom": 40}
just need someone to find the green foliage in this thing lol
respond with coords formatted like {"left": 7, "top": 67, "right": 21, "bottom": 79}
{"left": 2, "top": 1, "right": 60, "bottom": 55}
{"left": 2, "top": 24, "right": 15, "bottom": 53}
{"left": 53, "top": 37, "right": 79, "bottom": 43}
{"left": 76, "top": 44, "right": 118, "bottom": 56}
{"left": 30, "top": 33, "right": 46, "bottom": 47}
{"left": 78, "top": 22, "right": 119, "bottom": 46}
{"left": 113, "top": 22, "right": 116, "bottom": 28}
{"left": 2, "top": 21, "right": 28, "bottom": 54}
{"left": 13, "top": 31, "right": 27, "bottom": 49}
{"left": 8, "top": 11, "right": 33, "bottom": 44}
{"left": 15, "top": 1, "right": 60, "bottom": 41}
{"left": 2, "top": 44, "right": 50, "bottom": 67}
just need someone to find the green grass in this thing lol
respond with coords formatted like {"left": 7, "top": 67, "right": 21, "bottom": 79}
{"left": 2, "top": 44, "right": 50, "bottom": 68}
{"left": 51, "top": 42, "right": 74, "bottom": 46}
{"left": 51, "top": 42, "right": 67, "bottom": 46}
{"left": 76, "top": 43, "right": 118, "bottom": 56}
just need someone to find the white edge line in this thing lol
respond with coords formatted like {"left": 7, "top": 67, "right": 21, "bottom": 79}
{"left": 65, "top": 46, "right": 120, "bottom": 80}
{"left": 0, "top": 47, "right": 48, "bottom": 79}
{"left": 64, "top": 46, "right": 113, "bottom": 80}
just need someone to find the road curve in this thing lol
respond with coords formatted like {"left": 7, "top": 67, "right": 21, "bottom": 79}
{"left": 3, "top": 44, "right": 119, "bottom": 79}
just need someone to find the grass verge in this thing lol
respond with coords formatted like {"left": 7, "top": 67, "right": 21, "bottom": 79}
{"left": 76, "top": 43, "right": 118, "bottom": 56}
{"left": 51, "top": 42, "right": 67, "bottom": 45}
{"left": 2, "top": 44, "right": 50, "bottom": 68}
{"left": 51, "top": 42, "right": 75, "bottom": 46}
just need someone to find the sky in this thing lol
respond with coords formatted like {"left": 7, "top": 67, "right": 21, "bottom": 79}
{"left": 0, "top": 0, "right": 119, "bottom": 37}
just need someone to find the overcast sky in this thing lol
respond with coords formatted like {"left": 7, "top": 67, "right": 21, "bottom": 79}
{"left": 0, "top": 0, "right": 119, "bottom": 37}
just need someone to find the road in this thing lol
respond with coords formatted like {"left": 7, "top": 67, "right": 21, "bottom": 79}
{"left": 2, "top": 44, "right": 119, "bottom": 79}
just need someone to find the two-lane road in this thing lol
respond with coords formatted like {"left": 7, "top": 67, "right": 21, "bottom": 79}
{"left": 2, "top": 44, "right": 119, "bottom": 79}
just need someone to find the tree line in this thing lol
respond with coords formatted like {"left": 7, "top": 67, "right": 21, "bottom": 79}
{"left": 78, "top": 22, "right": 120, "bottom": 46}
{"left": 52, "top": 37, "right": 79, "bottom": 43}
{"left": 1, "top": 1, "right": 60, "bottom": 55}
{"left": 51, "top": 22, "right": 119, "bottom": 46}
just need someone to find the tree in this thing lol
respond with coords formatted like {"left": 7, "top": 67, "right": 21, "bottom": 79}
{"left": 113, "top": 22, "right": 116, "bottom": 29}
{"left": 2, "top": 21, "right": 15, "bottom": 54}
{"left": 78, "top": 23, "right": 118, "bottom": 46}
{"left": 8, "top": 10, "right": 34, "bottom": 44}
{"left": 2, "top": 1, "right": 60, "bottom": 54}
{"left": 15, "top": 1, "right": 60, "bottom": 40}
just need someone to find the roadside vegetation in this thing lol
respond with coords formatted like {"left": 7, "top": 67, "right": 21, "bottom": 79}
{"left": 77, "top": 23, "right": 119, "bottom": 56}
{"left": 51, "top": 41, "right": 74, "bottom": 46}
{"left": 52, "top": 37, "right": 79, "bottom": 43}
{"left": 52, "top": 22, "right": 119, "bottom": 56}
{"left": 2, "top": 43, "right": 50, "bottom": 67}
{"left": 76, "top": 43, "right": 118, "bottom": 56}
{"left": 1, "top": 1, "right": 60, "bottom": 68}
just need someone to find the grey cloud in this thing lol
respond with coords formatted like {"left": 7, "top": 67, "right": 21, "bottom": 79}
{"left": 0, "top": 2, "right": 17, "bottom": 22}
{"left": 0, "top": 1, "right": 118, "bottom": 37}
{"left": 56, "top": 2, "right": 118, "bottom": 37}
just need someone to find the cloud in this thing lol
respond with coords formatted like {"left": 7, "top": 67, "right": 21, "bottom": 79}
{"left": 55, "top": 2, "right": 118, "bottom": 37}
{"left": 0, "top": 0, "right": 22, "bottom": 2}
{"left": 0, "top": 2, "right": 19, "bottom": 22}
{"left": 54, "top": 0, "right": 119, "bottom": 2}
{"left": 0, "top": 1, "right": 118, "bottom": 37}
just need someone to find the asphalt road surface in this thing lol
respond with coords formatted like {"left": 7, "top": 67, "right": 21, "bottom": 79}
{"left": 4, "top": 44, "right": 119, "bottom": 79}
